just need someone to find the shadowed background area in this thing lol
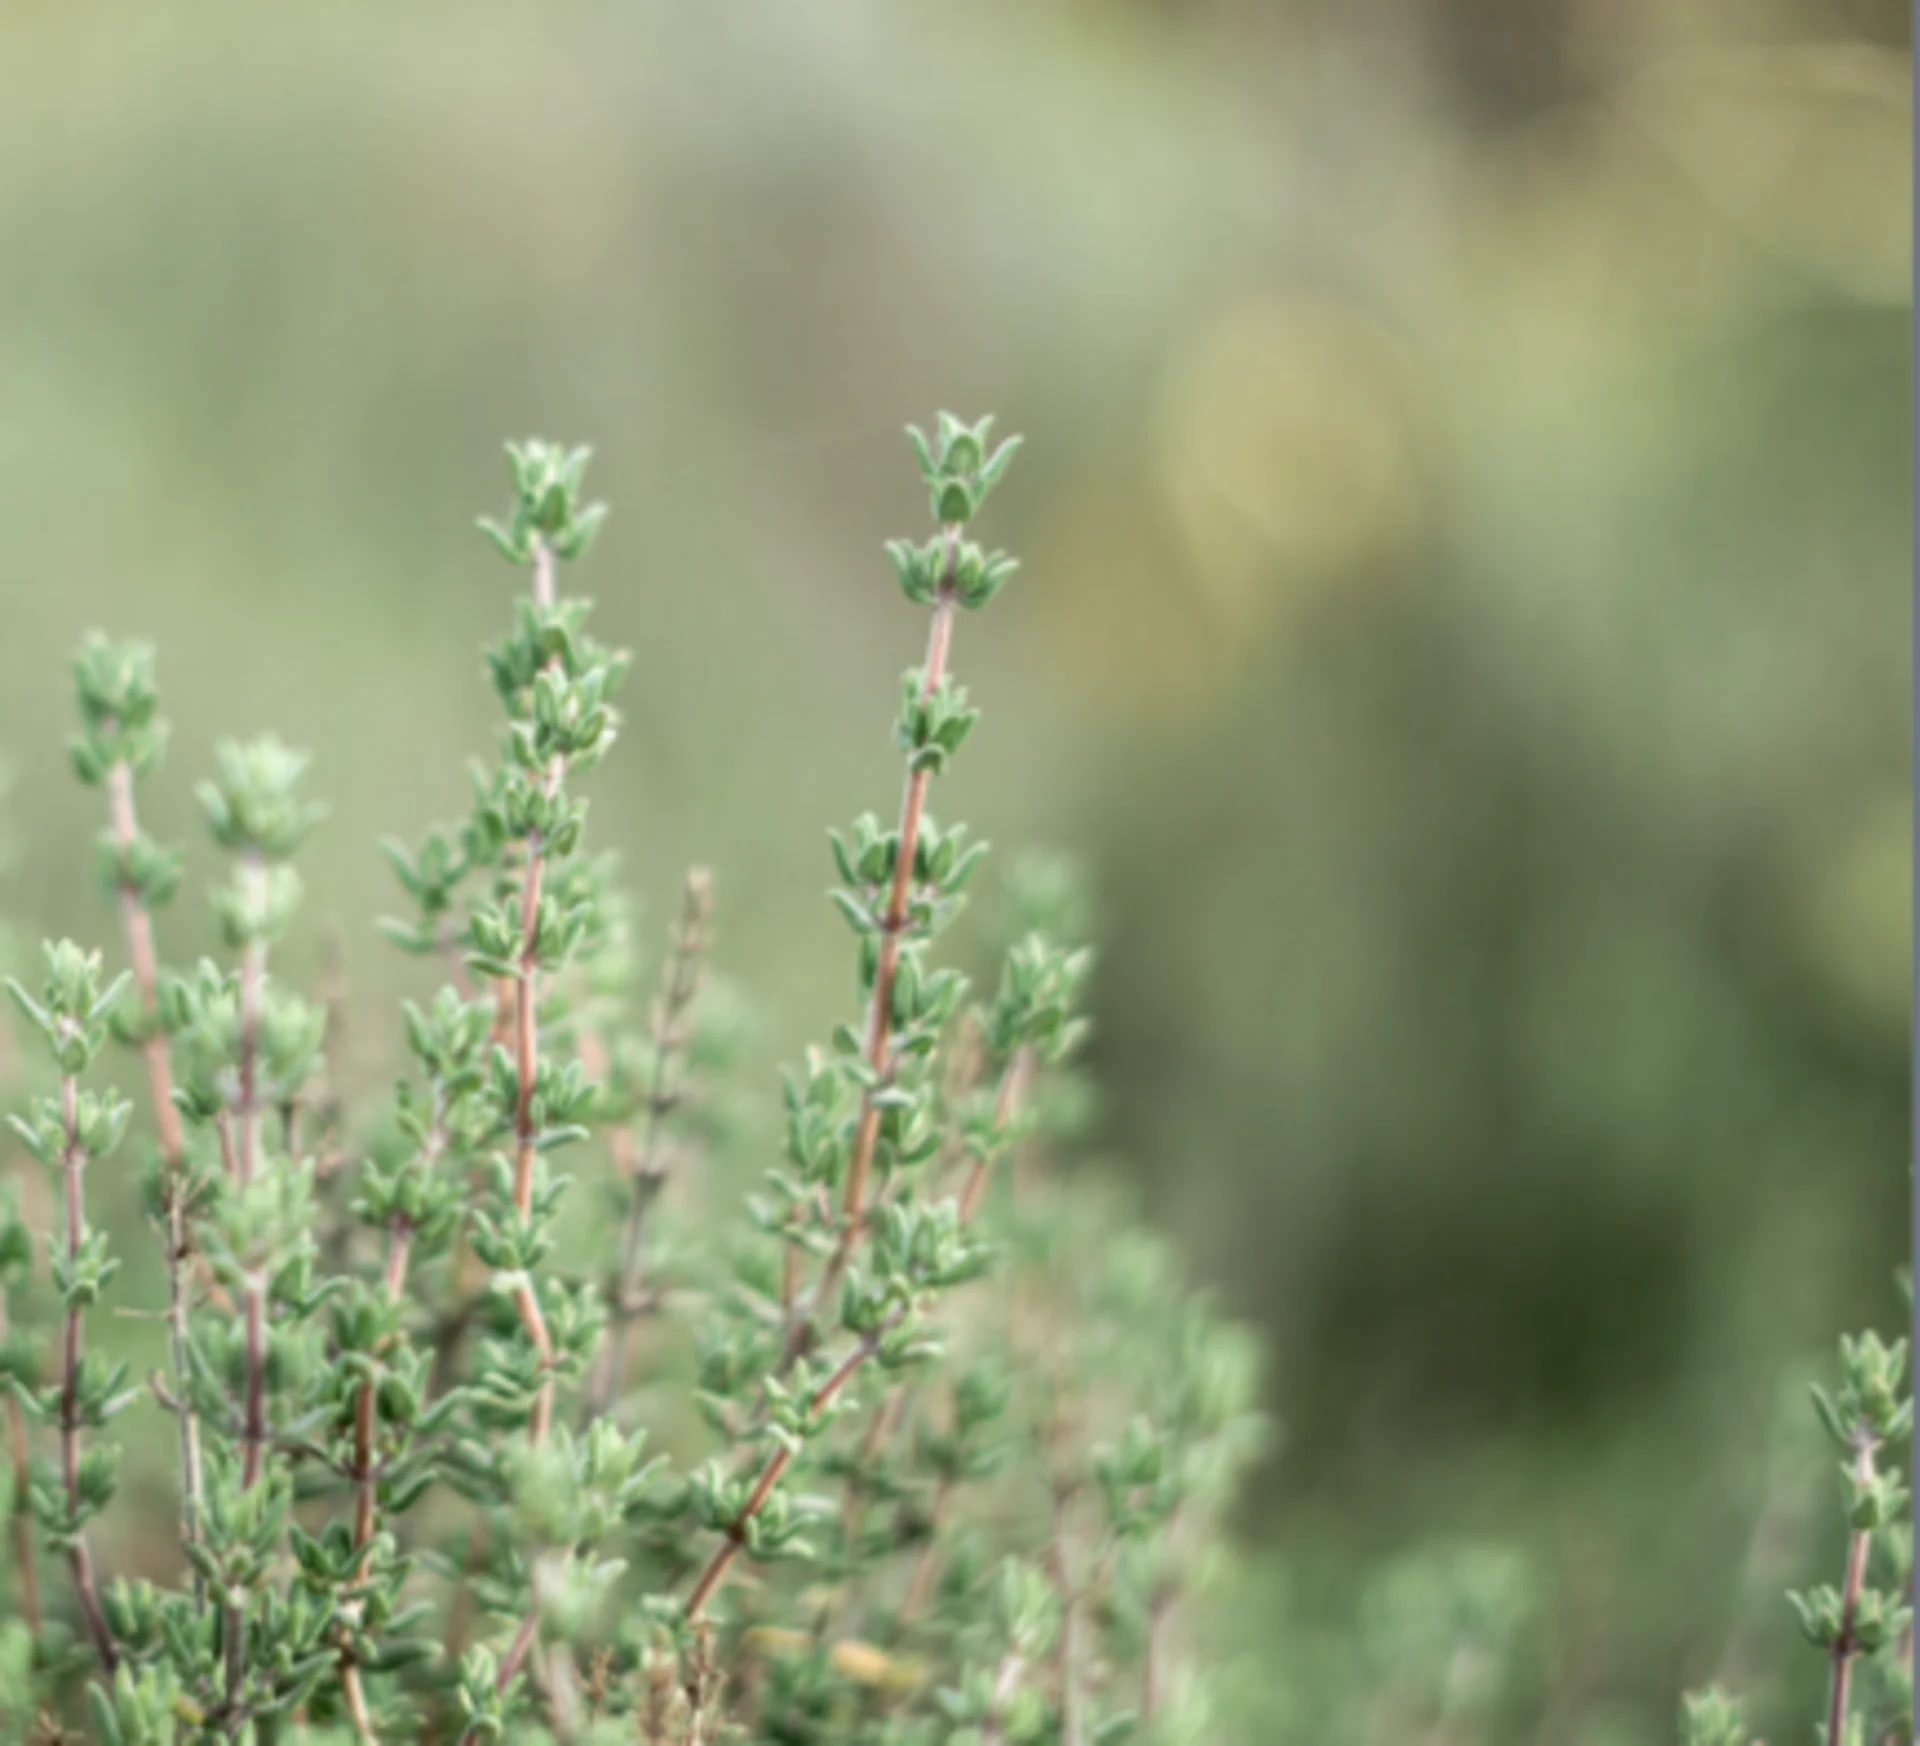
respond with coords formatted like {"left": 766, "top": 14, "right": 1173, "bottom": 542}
{"left": 0, "top": 2, "right": 1909, "bottom": 1739}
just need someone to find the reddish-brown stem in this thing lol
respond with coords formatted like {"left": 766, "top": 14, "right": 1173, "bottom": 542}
{"left": 494, "top": 1598, "right": 544, "bottom": 1699}
{"left": 0, "top": 1281, "right": 41, "bottom": 1637}
{"left": 106, "top": 760, "right": 205, "bottom": 1558}
{"left": 782, "top": 558, "right": 959, "bottom": 1369}
{"left": 350, "top": 1384, "right": 378, "bottom": 1551}
{"left": 515, "top": 1280, "right": 556, "bottom": 1444}
{"left": 583, "top": 870, "right": 710, "bottom": 1422}
{"left": 1824, "top": 1437, "right": 1879, "bottom": 1746}
{"left": 465, "top": 541, "right": 572, "bottom": 1721}
{"left": 838, "top": 585, "right": 957, "bottom": 1231}
{"left": 350, "top": 1224, "right": 415, "bottom": 1555}
{"left": 472, "top": 1553, "right": 555, "bottom": 1738}
{"left": 56, "top": 1076, "right": 117, "bottom": 1673}
{"left": 684, "top": 1326, "right": 889, "bottom": 1621}
{"left": 340, "top": 1663, "right": 377, "bottom": 1744}
{"left": 507, "top": 544, "right": 565, "bottom": 1442}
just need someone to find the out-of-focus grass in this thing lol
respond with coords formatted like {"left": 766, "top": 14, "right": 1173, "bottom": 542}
{"left": 0, "top": 3, "right": 1908, "bottom": 1738}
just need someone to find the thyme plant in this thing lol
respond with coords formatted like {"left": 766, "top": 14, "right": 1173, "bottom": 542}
{"left": 1683, "top": 1272, "right": 1914, "bottom": 1746}
{"left": 0, "top": 418, "right": 1265, "bottom": 1745}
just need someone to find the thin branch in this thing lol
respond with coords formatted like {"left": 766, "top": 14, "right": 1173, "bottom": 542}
{"left": 780, "top": 547, "right": 961, "bottom": 1370}
{"left": 685, "top": 1319, "right": 891, "bottom": 1621}
{"left": 336, "top": 1192, "right": 420, "bottom": 1746}
{"left": 56, "top": 1075, "right": 117, "bottom": 1673}
{"left": 581, "top": 868, "right": 711, "bottom": 1424}
{"left": 894, "top": 1476, "right": 952, "bottom": 1631}
{"left": 1824, "top": 1435, "right": 1879, "bottom": 1746}
{"left": 105, "top": 758, "right": 205, "bottom": 1563}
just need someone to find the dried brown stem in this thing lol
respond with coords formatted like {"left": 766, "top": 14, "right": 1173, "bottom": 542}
{"left": 583, "top": 869, "right": 711, "bottom": 1423}
{"left": 466, "top": 1558, "right": 552, "bottom": 1742}
{"left": 56, "top": 1075, "right": 117, "bottom": 1673}
{"left": 464, "top": 538, "right": 571, "bottom": 1721}
{"left": 340, "top": 1661, "right": 378, "bottom": 1744}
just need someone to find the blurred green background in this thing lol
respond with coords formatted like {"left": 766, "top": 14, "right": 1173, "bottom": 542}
{"left": 0, "top": 2, "right": 1909, "bottom": 1740}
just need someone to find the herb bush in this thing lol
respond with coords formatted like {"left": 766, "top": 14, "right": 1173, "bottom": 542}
{"left": 0, "top": 420, "right": 1269, "bottom": 1744}
{"left": 0, "top": 418, "right": 1908, "bottom": 1746}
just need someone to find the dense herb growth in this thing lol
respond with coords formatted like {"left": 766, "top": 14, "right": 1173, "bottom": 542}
{"left": 0, "top": 420, "right": 1267, "bottom": 1744}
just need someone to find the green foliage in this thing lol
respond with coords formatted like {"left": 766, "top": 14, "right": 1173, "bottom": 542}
{"left": 1685, "top": 1275, "right": 1914, "bottom": 1746}
{"left": 0, "top": 420, "right": 1264, "bottom": 1743}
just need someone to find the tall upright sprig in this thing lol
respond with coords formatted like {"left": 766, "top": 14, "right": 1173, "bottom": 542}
{"left": 465, "top": 439, "right": 622, "bottom": 1449}
{"left": 69, "top": 637, "right": 203, "bottom": 1565}
{"left": 775, "top": 414, "right": 1021, "bottom": 1371}
{"left": 163, "top": 739, "right": 334, "bottom": 1734}
{"left": 680, "top": 417, "right": 1021, "bottom": 1627}
{"left": 194, "top": 738, "right": 328, "bottom": 1489}
{"left": 1792, "top": 1306, "right": 1913, "bottom": 1746}
{"left": 453, "top": 441, "right": 652, "bottom": 1726}
{"left": 5, "top": 942, "right": 134, "bottom": 1677}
